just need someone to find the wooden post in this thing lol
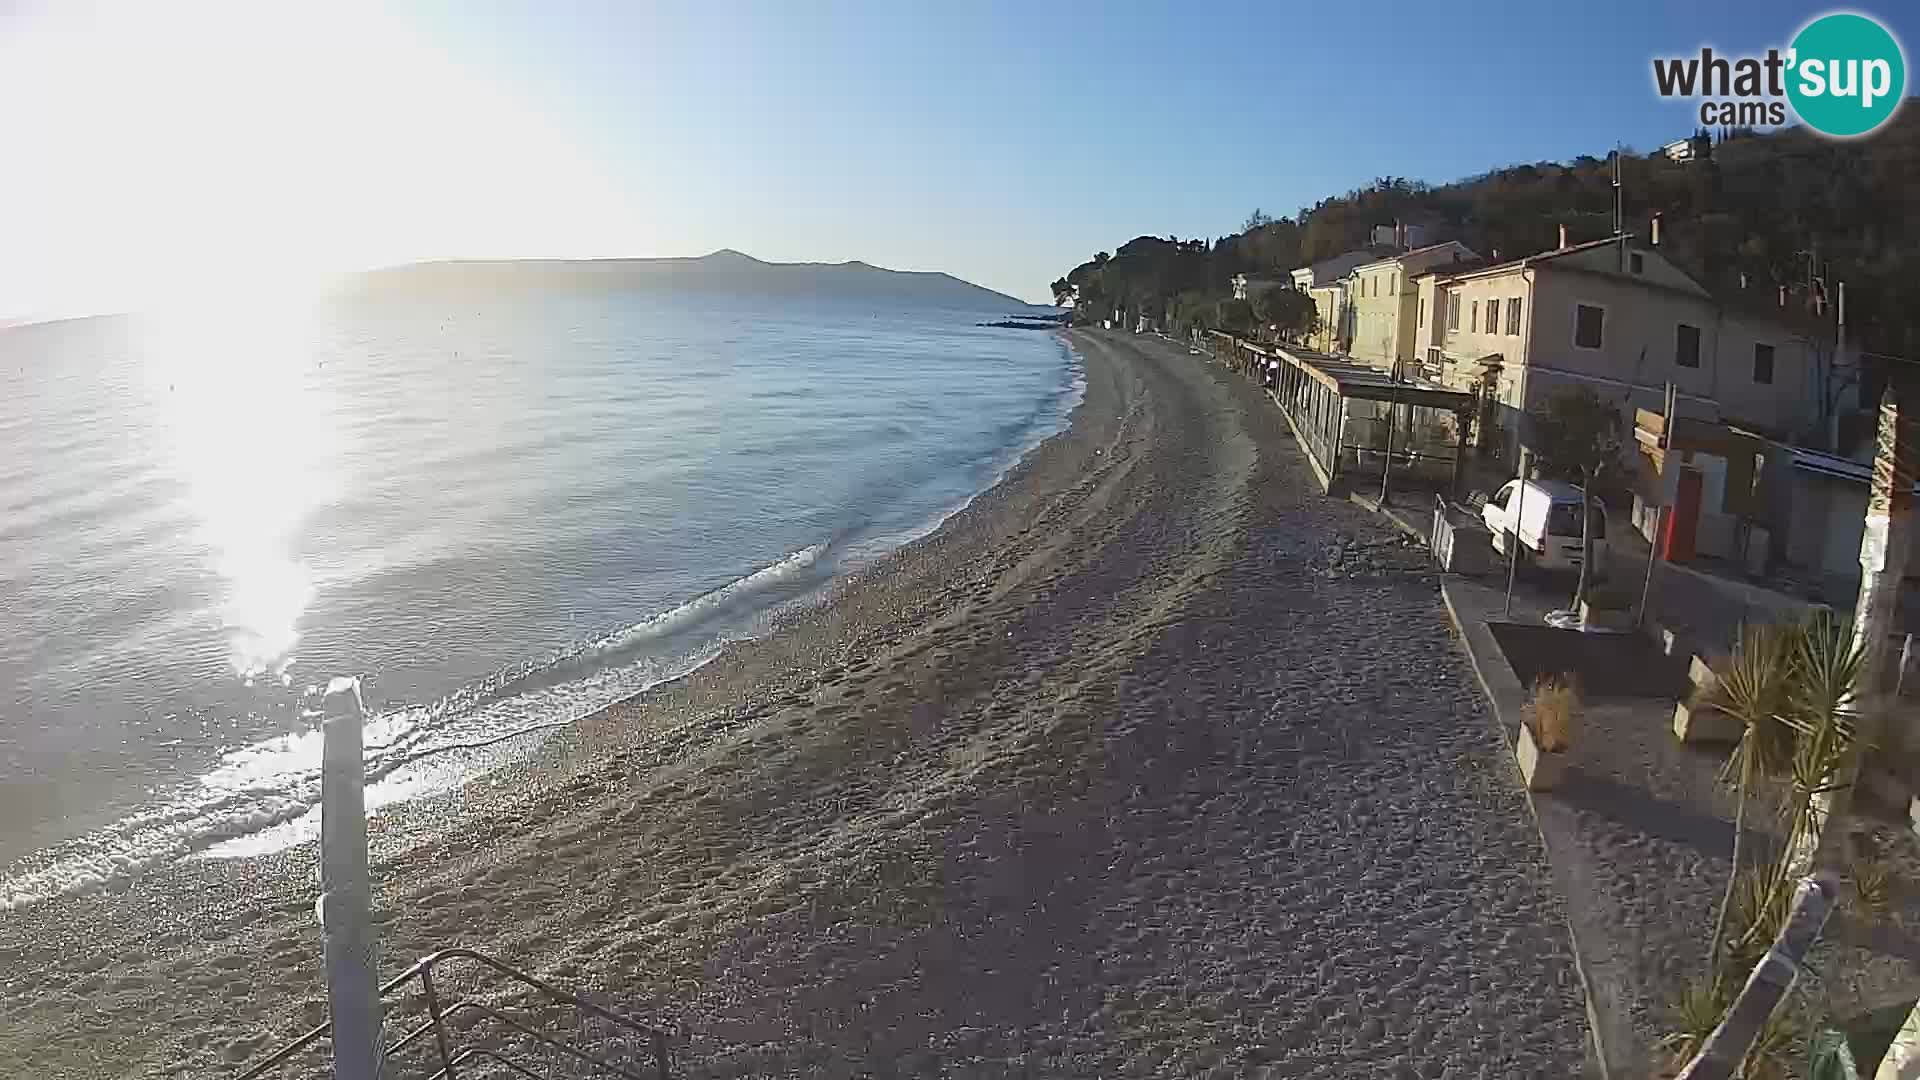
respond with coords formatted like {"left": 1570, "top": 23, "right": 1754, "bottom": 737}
{"left": 319, "top": 678, "right": 384, "bottom": 1080}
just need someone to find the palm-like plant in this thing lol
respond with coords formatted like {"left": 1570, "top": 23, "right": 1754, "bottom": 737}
{"left": 1699, "top": 622, "right": 1800, "bottom": 981}
{"left": 1699, "top": 612, "right": 1866, "bottom": 984}
{"left": 1776, "top": 610, "right": 1866, "bottom": 877}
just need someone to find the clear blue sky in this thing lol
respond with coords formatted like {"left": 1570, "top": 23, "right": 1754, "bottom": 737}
{"left": 1, "top": 1, "right": 1911, "bottom": 316}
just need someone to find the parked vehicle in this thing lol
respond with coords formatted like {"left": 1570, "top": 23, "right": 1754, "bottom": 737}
{"left": 1481, "top": 477, "right": 1607, "bottom": 571}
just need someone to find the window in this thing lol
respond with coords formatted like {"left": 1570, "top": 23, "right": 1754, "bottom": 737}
{"left": 1574, "top": 304, "right": 1604, "bottom": 349}
{"left": 1546, "top": 501, "right": 1607, "bottom": 540}
{"left": 1676, "top": 324, "right": 1701, "bottom": 368}
{"left": 1418, "top": 296, "right": 1426, "bottom": 327}
{"left": 1486, "top": 298, "right": 1500, "bottom": 335}
{"left": 1506, "top": 297, "right": 1523, "bottom": 335}
{"left": 1447, "top": 293, "right": 1461, "bottom": 330}
{"left": 1630, "top": 252, "right": 1645, "bottom": 274}
{"left": 1493, "top": 482, "right": 1516, "bottom": 510}
{"left": 1754, "top": 342, "right": 1775, "bottom": 384}
{"left": 1470, "top": 300, "right": 1479, "bottom": 332}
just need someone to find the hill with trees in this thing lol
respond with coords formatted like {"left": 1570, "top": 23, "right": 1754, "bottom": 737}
{"left": 1055, "top": 108, "right": 1920, "bottom": 360}
{"left": 355, "top": 250, "right": 1039, "bottom": 312}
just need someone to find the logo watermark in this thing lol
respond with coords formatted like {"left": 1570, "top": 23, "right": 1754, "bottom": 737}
{"left": 1652, "top": 12, "right": 1906, "bottom": 138}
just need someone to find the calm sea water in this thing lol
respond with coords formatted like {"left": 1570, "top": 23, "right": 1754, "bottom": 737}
{"left": 0, "top": 282, "right": 1078, "bottom": 910}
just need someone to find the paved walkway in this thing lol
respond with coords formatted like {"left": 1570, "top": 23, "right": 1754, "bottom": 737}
{"left": 1441, "top": 563, "right": 1920, "bottom": 1077}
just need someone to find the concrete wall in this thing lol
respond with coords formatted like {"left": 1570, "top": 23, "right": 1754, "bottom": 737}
{"left": 1715, "top": 313, "right": 1817, "bottom": 437}
{"left": 1525, "top": 268, "right": 1721, "bottom": 405}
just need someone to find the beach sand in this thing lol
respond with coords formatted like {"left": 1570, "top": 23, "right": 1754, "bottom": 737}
{"left": 0, "top": 330, "right": 1589, "bottom": 1078}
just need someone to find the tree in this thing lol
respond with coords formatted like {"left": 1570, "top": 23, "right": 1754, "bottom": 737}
{"left": 1255, "top": 287, "right": 1319, "bottom": 341}
{"left": 1243, "top": 208, "right": 1275, "bottom": 231}
{"left": 1049, "top": 277, "right": 1075, "bottom": 307}
{"left": 1214, "top": 297, "right": 1255, "bottom": 335}
{"left": 1525, "top": 387, "right": 1624, "bottom": 610}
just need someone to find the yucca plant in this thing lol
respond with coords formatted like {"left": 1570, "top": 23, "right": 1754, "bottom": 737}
{"left": 1776, "top": 610, "right": 1866, "bottom": 876}
{"left": 1851, "top": 856, "right": 1893, "bottom": 923}
{"left": 1698, "top": 612, "right": 1867, "bottom": 987}
{"left": 1659, "top": 975, "right": 1799, "bottom": 1079}
{"left": 1698, "top": 622, "right": 1801, "bottom": 981}
{"left": 1659, "top": 976, "right": 1734, "bottom": 1068}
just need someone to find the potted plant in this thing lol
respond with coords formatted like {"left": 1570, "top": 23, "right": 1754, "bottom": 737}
{"left": 1517, "top": 673, "right": 1576, "bottom": 790}
{"left": 1579, "top": 584, "right": 1635, "bottom": 632}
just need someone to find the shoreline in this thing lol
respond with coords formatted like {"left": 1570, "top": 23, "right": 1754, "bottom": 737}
{"left": 0, "top": 335, "right": 1084, "bottom": 909}
{"left": 1, "top": 331, "right": 1589, "bottom": 1078}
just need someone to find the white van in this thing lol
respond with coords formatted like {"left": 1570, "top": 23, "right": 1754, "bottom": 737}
{"left": 1481, "top": 477, "right": 1608, "bottom": 571}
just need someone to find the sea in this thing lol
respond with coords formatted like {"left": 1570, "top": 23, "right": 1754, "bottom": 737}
{"left": 0, "top": 278, "right": 1080, "bottom": 911}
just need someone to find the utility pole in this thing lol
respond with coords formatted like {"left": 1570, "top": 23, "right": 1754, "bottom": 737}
{"left": 1613, "top": 146, "right": 1626, "bottom": 273}
{"left": 1503, "top": 448, "right": 1530, "bottom": 618}
{"left": 1637, "top": 382, "right": 1675, "bottom": 628}
{"left": 319, "top": 678, "right": 384, "bottom": 1080}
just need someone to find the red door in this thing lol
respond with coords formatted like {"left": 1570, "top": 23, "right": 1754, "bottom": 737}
{"left": 1661, "top": 467, "right": 1703, "bottom": 563}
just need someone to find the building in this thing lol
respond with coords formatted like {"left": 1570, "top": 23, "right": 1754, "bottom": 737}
{"left": 1288, "top": 250, "right": 1375, "bottom": 354}
{"left": 1662, "top": 132, "right": 1713, "bottom": 163}
{"left": 1288, "top": 249, "right": 1376, "bottom": 293}
{"left": 1231, "top": 273, "right": 1291, "bottom": 302}
{"left": 1340, "top": 241, "right": 1479, "bottom": 371}
{"left": 1306, "top": 282, "right": 1347, "bottom": 354}
{"left": 1411, "top": 230, "right": 1823, "bottom": 461}
{"left": 1369, "top": 222, "right": 1433, "bottom": 250}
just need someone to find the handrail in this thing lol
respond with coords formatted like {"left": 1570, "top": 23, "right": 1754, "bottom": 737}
{"left": 235, "top": 945, "right": 669, "bottom": 1080}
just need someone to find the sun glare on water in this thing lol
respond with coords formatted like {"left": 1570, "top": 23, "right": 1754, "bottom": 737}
{"left": 135, "top": 285, "right": 342, "bottom": 685}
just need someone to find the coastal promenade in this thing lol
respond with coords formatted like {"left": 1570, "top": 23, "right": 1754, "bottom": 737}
{"left": 0, "top": 330, "right": 1588, "bottom": 1077}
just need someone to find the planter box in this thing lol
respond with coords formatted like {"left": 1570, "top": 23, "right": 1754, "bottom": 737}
{"left": 1688, "top": 654, "right": 1719, "bottom": 690}
{"left": 1579, "top": 599, "right": 1634, "bottom": 632}
{"left": 1672, "top": 701, "right": 1742, "bottom": 744}
{"left": 1516, "top": 723, "right": 1568, "bottom": 791}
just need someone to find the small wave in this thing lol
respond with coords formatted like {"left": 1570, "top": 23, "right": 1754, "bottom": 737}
{"left": 0, "top": 544, "right": 832, "bottom": 913}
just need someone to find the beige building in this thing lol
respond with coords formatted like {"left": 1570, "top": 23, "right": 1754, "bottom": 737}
{"left": 1306, "top": 282, "right": 1346, "bottom": 353}
{"left": 1289, "top": 249, "right": 1374, "bottom": 354}
{"left": 1411, "top": 234, "right": 1822, "bottom": 457}
{"left": 1341, "top": 241, "right": 1479, "bottom": 371}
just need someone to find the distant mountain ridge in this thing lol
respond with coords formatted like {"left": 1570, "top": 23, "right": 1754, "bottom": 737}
{"left": 354, "top": 250, "right": 1040, "bottom": 311}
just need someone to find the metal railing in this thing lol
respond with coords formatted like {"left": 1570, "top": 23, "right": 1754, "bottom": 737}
{"left": 238, "top": 946, "right": 670, "bottom": 1080}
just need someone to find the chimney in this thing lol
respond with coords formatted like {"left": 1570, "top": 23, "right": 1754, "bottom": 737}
{"left": 1739, "top": 271, "right": 1749, "bottom": 289}
{"left": 1558, "top": 223, "right": 1570, "bottom": 250}
{"left": 1779, "top": 285, "right": 1788, "bottom": 308}
{"left": 1650, "top": 213, "right": 1662, "bottom": 247}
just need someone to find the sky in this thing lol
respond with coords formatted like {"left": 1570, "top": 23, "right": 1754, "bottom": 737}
{"left": 1, "top": 0, "right": 1913, "bottom": 318}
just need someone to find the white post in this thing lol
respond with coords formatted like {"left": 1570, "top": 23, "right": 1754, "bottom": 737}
{"left": 1813, "top": 389, "right": 1916, "bottom": 875}
{"left": 318, "top": 677, "right": 384, "bottom": 1080}
{"left": 1504, "top": 448, "right": 1529, "bottom": 618}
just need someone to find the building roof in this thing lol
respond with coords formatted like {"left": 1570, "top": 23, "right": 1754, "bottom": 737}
{"left": 1788, "top": 445, "right": 1920, "bottom": 492}
{"left": 1350, "top": 240, "right": 1477, "bottom": 274}
{"left": 1411, "top": 235, "right": 1631, "bottom": 282}
{"left": 1291, "top": 249, "right": 1376, "bottom": 285}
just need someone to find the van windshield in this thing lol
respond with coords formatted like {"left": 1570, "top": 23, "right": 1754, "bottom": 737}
{"left": 1545, "top": 502, "right": 1605, "bottom": 539}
